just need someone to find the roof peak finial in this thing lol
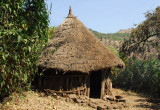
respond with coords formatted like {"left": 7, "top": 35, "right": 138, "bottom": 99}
{"left": 69, "top": 6, "right": 72, "bottom": 14}
{"left": 67, "top": 6, "right": 75, "bottom": 18}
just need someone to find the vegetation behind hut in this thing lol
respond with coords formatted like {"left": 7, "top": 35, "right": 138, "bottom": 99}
{"left": 112, "top": 7, "right": 160, "bottom": 98}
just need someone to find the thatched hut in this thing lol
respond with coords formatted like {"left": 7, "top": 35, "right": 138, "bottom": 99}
{"left": 38, "top": 7, "right": 125, "bottom": 99}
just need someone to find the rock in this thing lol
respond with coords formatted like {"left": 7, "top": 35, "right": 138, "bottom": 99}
{"left": 113, "top": 106, "right": 118, "bottom": 109}
{"left": 116, "top": 99, "right": 126, "bottom": 102}
{"left": 81, "top": 103, "right": 88, "bottom": 106}
{"left": 110, "top": 102, "right": 116, "bottom": 104}
{"left": 68, "top": 94, "right": 77, "bottom": 99}
{"left": 39, "top": 92, "right": 45, "bottom": 97}
{"left": 106, "top": 97, "right": 115, "bottom": 101}
{"left": 89, "top": 103, "right": 97, "bottom": 108}
{"left": 52, "top": 93, "right": 57, "bottom": 98}
{"left": 106, "top": 106, "right": 113, "bottom": 110}
{"left": 62, "top": 93, "right": 68, "bottom": 97}
{"left": 81, "top": 99, "right": 87, "bottom": 103}
{"left": 90, "top": 99, "right": 98, "bottom": 104}
{"left": 115, "top": 95, "right": 123, "bottom": 99}
{"left": 118, "top": 105, "right": 122, "bottom": 109}
{"left": 65, "top": 97, "right": 70, "bottom": 102}
{"left": 123, "top": 103, "right": 129, "bottom": 108}
{"left": 53, "top": 93, "right": 57, "bottom": 96}
{"left": 97, "top": 105, "right": 106, "bottom": 110}
{"left": 55, "top": 95, "right": 60, "bottom": 100}
{"left": 74, "top": 98, "right": 81, "bottom": 103}
{"left": 84, "top": 96, "right": 90, "bottom": 100}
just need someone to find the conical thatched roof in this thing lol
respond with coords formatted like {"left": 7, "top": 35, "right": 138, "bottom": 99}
{"left": 39, "top": 7, "right": 125, "bottom": 73}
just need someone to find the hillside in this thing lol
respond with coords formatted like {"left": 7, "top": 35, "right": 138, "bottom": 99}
{"left": 90, "top": 29, "right": 130, "bottom": 51}
{"left": 90, "top": 29, "right": 129, "bottom": 41}
{"left": 118, "top": 28, "right": 133, "bottom": 33}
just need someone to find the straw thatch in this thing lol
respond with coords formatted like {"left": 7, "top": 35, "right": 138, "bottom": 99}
{"left": 39, "top": 7, "right": 125, "bottom": 73}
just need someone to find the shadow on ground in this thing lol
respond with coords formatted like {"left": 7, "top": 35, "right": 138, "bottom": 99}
{"left": 135, "top": 98, "right": 160, "bottom": 110}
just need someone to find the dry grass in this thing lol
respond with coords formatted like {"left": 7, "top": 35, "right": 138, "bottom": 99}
{"left": 1, "top": 91, "right": 93, "bottom": 110}
{"left": 1, "top": 88, "right": 159, "bottom": 110}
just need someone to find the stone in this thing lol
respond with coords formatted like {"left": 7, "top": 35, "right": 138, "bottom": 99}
{"left": 89, "top": 103, "right": 97, "bottom": 108}
{"left": 113, "top": 105, "right": 118, "bottom": 109}
{"left": 110, "top": 102, "right": 116, "bottom": 104}
{"left": 68, "top": 94, "right": 77, "bottom": 99}
{"left": 74, "top": 98, "right": 81, "bottom": 103}
{"left": 39, "top": 92, "right": 45, "bottom": 97}
{"left": 56, "top": 95, "right": 60, "bottom": 100}
{"left": 106, "top": 106, "right": 113, "bottom": 110}
{"left": 106, "top": 97, "right": 114, "bottom": 101}
{"left": 53, "top": 93, "right": 57, "bottom": 96}
{"left": 84, "top": 96, "right": 90, "bottom": 100}
{"left": 97, "top": 105, "right": 106, "bottom": 110}
{"left": 65, "top": 97, "right": 70, "bottom": 102}
{"left": 62, "top": 93, "right": 68, "bottom": 97}
{"left": 81, "top": 103, "right": 88, "bottom": 106}
{"left": 115, "top": 95, "right": 123, "bottom": 99}
{"left": 90, "top": 99, "right": 98, "bottom": 104}
{"left": 123, "top": 103, "right": 129, "bottom": 108}
{"left": 81, "top": 99, "right": 87, "bottom": 103}
{"left": 116, "top": 99, "right": 126, "bottom": 102}
{"left": 118, "top": 105, "right": 122, "bottom": 109}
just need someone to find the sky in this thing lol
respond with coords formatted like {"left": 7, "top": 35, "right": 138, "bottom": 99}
{"left": 45, "top": 0, "right": 160, "bottom": 33}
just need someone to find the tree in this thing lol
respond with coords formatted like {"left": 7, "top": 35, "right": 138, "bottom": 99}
{"left": 120, "top": 7, "right": 160, "bottom": 58}
{"left": 0, "top": 0, "right": 50, "bottom": 97}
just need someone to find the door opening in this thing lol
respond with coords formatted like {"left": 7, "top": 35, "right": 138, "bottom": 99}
{"left": 90, "top": 70, "right": 102, "bottom": 98}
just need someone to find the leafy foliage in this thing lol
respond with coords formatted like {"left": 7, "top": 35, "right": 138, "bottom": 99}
{"left": 120, "top": 7, "right": 160, "bottom": 57}
{"left": 114, "top": 7, "right": 160, "bottom": 98}
{"left": 112, "top": 56, "right": 160, "bottom": 97}
{"left": 0, "top": 0, "right": 49, "bottom": 97}
{"left": 107, "top": 46, "right": 119, "bottom": 56}
{"left": 48, "top": 26, "right": 56, "bottom": 38}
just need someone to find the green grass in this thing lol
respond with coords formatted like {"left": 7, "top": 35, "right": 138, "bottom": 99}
{"left": 90, "top": 29, "right": 129, "bottom": 41}
{"left": 107, "top": 46, "right": 119, "bottom": 56}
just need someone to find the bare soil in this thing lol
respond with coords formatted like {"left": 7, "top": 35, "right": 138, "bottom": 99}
{"left": 112, "top": 88, "right": 160, "bottom": 110}
{"left": 0, "top": 88, "right": 159, "bottom": 110}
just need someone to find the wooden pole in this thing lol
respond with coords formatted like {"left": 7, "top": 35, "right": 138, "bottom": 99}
{"left": 84, "top": 76, "right": 87, "bottom": 96}
{"left": 100, "top": 69, "right": 107, "bottom": 99}
{"left": 87, "top": 75, "right": 90, "bottom": 97}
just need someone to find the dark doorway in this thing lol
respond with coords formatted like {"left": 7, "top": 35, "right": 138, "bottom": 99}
{"left": 90, "top": 70, "right": 102, "bottom": 98}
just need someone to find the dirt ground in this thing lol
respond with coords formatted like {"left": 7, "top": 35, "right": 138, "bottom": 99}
{"left": 0, "top": 88, "right": 159, "bottom": 110}
{"left": 112, "top": 88, "right": 160, "bottom": 110}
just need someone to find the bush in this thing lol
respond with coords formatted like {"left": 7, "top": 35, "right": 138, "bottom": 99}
{"left": 112, "top": 56, "right": 160, "bottom": 98}
{"left": 0, "top": 0, "right": 50, "bottom": 97}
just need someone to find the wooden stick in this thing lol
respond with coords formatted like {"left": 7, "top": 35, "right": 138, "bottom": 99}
{"left": 100, "top": 69, "right": 107, "bottom": 99}
{"left": 84, "top": 76, "right": 87, "bottom": 96}
{"left": 44, "top": 87, "right": 86, "bottom": 94}
{"left": 87, "top": 76, "right": 90, "bottom": 97}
